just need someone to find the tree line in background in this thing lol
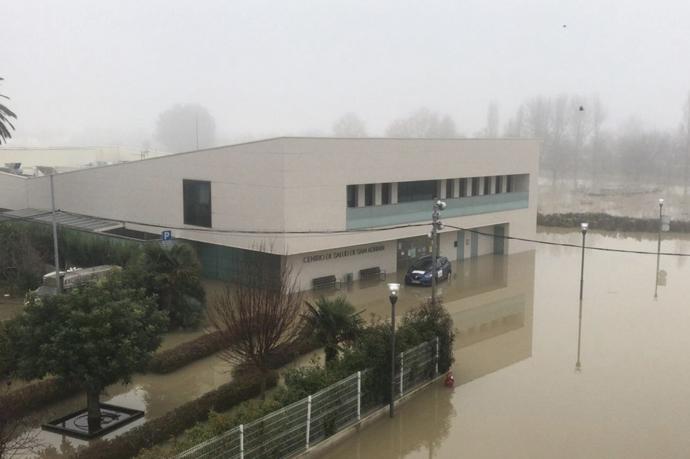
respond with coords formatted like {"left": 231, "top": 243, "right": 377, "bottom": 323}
{"left": 333, "top": 94, "right": 690, "bottom": 192}
{"left": 504, "top": 94, "right": 690, "bottom": 190}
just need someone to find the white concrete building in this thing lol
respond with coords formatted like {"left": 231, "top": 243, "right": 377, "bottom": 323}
{"left": 0, "top": 137, "right": 539, "bottom": 290}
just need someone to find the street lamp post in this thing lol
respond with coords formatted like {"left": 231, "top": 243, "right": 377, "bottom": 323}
{"left": 579, "top": 222, "right": 588, "bottom": 301}
{"left": 576, "top": 222, "right": 588, "bottom": 371}
{"left": 388, "top": 282, "right": 400, "bottom": 418}
{"left": 655, "top": 198, "right": 664, "bottom": 299}
{"left": 431, "top": 199, "right": 446, "bottom": 305}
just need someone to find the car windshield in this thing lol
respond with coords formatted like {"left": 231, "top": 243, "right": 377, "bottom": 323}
{"left": 412, "top": 258, "right": 433, "bottom": 270}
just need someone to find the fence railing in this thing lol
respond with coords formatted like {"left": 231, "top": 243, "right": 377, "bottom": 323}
{"left": 175, "top": 336, "right": 440, "bottom": 459}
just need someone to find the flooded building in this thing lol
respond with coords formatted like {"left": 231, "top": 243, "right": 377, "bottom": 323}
{"left": 0, "top": 137, "right": 539, "bottom": 290}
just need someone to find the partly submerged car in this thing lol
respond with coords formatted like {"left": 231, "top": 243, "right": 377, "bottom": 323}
{"left": 404, "top": 255, "right": 451, "bottom": 286}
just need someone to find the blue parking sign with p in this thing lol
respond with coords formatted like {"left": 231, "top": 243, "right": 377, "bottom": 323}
{"left": 161, "top": 230, "right": 173, "bottom": 241}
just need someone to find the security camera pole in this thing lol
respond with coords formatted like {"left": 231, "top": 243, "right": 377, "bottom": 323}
{"left": 431, "top": 198, "right": 446, "bottom": 306}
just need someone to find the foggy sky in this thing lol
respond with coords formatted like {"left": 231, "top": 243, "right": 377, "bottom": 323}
{"left": 3, "top": 0, "right": 690, "bottom": 148}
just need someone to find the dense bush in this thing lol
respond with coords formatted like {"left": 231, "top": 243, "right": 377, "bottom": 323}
{"left": 134, "top": 300, "right": 455, "bottom": 458}
{"left": 0, "top": 377, "right": 79, "bottom": 420}
{"left": 147, "top": 331, "right": 225, "bottom": 374}
{"left": 538, "top": 212, "right": 690, "bottom": 233}
{"left": 74, "top": 373, "right": 278, "bottom": 459}
{"left": 0, "top": 223, "right": 46, "bottom": 293}
{"left": 0, "top": 222, "right": 143, "bottom": 294}
{"left": 125, "top": 243, "right": 206, "bottom": 329}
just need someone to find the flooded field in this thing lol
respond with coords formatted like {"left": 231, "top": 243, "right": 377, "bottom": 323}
{"left": 322, "top": 229, "right": 690, "bottom": 459}
{"left": 539, "top": 181, "right": 690, "bottom": 220}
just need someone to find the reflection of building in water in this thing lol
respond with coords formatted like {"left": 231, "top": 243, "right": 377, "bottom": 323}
{"left": 442, "top": 250, "right": 535, "bottom": 385}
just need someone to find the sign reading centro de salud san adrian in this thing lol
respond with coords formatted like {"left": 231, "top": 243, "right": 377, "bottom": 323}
{"left": 302, "top": 245, "right": 385, "bottom": 263}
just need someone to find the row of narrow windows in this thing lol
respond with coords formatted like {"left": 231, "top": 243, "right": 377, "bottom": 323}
{"left": 347, "top": 175, "right": 520, "bottom": 208}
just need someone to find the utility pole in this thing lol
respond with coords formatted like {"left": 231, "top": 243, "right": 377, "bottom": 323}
{"left": 50, "top": 174, "right": 63, "bottom": 293}
{"left": 431, "top": 198, "right": 446, "bottom": 305}
{"left": 655, "top": 198, "right": 664, "bottom": 298}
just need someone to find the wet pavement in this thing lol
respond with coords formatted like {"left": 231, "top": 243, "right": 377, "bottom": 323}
{"left": 322, "top": 229, "right": 690, "bottom": 459}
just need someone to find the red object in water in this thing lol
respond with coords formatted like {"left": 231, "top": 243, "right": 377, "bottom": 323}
{"left": 444, "top": 371, "right": 455, "bottom": 388}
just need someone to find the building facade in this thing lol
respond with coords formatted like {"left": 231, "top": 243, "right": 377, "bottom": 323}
{"left": 0, "top": 137, "right": 539, "bottom": 290}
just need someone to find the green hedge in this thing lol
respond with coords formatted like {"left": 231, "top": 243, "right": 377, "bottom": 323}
{"left": 147, "top": 332, "right": 225, "bottom": 374}
{"left": 150, "top": 300, "right": 455, "bottom": 458}
{"left": 74, "top": 373, "right": 278, "bottom": 459}
{"left": 0, "top": 378, "right": 79, "bottom": 419}
{"left": 2, "top": 331, "right": 228, "bottom": 419}
{"left": 538, "top": 212, "right": 690, "bottom": 233}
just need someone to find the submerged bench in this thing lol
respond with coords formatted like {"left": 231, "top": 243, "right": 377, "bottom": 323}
{"left": 312, "top": 275, "right": 338, "bottom": 290}
{"left": 359, "top": 267, "right": 384, "bottom": 281}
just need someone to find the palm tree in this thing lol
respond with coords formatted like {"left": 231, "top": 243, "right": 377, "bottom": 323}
{"left": 0, "top": 78, "right": 17, "bottom": 144}
{"left": 304, "top": 296, "right": 363, "bottom": 365}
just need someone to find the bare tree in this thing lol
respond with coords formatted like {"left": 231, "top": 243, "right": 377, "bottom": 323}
{"left": 485, "top": 101, "right": 499, "bottom": 138}
{"left": 569, "top": 97, "right": 590, "bottom": 188}
{"left": 332, "top": 113, "right": 367, "bottom": 137}
{"left": 155, "top": 103, "right": 216, "bottom": 152}
{"left": 386, "top": 108, "right": 457, "bottom": 138}
{"left": 588, "top": 95, "right": 607, "bottom": 188}
{"left": 208, "top": 258, "right": 305, "bottom": 395}
{"left": 682, "top": 93, "right": 690, "bottom": 195}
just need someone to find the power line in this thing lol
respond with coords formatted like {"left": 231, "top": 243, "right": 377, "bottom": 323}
{"left": 4, "top": 208, "right": 690, "bottom": 257}
{"left": 445, "top": 224, "right": 690, "bottom": 257}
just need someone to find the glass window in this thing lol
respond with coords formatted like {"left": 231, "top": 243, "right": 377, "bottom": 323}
{"left": 365, "top": 184, "right": 375, "bottom": 206}
{"left": 398, "top": 180, "right": 437, "bottom": 203}
{"left": 471, "top": 177, "right": 480, "bottom": 196}
{"left": 496, "top": 176, "right": 503, "bottom": 193}
{"left": 347, "top": 185, "right": 358, "bottom": 207}
{"left": 507, "top": 175, "right": 514, "bottom": 192}
{"left": 483, "top": 176, "right": 492, "bottom": 194}
{"left": 382, "top": 183, "right": 391, "bottom": 205}
{"left": 459, "top": 178, "right": 467, "bottom": 197}
{"left": 446, "top": 179, "right": 454, "bottom": 198}
{"left": 183, "top": 179, "right": 212, "bottom": 227}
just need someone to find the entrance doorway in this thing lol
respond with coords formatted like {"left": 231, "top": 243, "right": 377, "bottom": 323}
{"left": 397, "top": 235, "right": 432, "bottom": 272}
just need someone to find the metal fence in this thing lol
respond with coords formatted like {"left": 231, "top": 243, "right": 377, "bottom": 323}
{"left": 175, "top": 336, "right": 440, "bottom": 459}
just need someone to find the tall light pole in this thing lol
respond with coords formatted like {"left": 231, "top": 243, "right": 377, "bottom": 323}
{"left": 576, "top": 222, "right": 588, "bottom": 371}
{"left": 431, "top": 198, "right": 446, "bottom": 305}
{"left": 50, "top": 174, "right": 63, "bottom": 293}
{"left": 655, "top": 198, "right": 664, "bottom": 299}
{"left": 579, "top": 222, "right": 588, "bottom": 301}
{"left": 388, "top": 282, "right": 400, "bottom": 418}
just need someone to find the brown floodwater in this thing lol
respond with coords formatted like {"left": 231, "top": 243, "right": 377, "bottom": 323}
{"left": 322, "top": 229, "right": 690, "bottom": 459}
{"left": 14, "top": 228, "right": 690, "bottom": 458}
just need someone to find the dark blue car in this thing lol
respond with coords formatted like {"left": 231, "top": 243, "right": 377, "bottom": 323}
{"left": 404, "top": 256, "right": 451, "bottom": 286}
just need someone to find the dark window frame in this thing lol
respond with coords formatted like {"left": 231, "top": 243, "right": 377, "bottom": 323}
{"left": 382, "top": 183, "right": 391, "bottom": 205}
{"left": 398, "top": 180, "right": 437, "bottom": 203}
{"left": 347, "top": 185, "right": 358, "bottom": 208}
{"left": 364, "top": 184, "right": 375, "bottom": 206}
{"left": 446, "top": 179, "right": 454, "bottom": 199}
{"left": 183, "top": 179, "right": 212, "bottom": 228}
{"left": 471, "top": 177, "right": 480, "bottom": 196}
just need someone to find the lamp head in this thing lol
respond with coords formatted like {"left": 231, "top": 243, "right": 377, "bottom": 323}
{"left": 388, "top": 283, "right": 400, "bottom": 297}
{"left": 435, "top": 199, "right": 447, "bottom": 210}
{"left": 659, "top": 198, "right": 664, "bottom": 206}
{"left": 580, "top": 222, "right": 589, "bottom": 232}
